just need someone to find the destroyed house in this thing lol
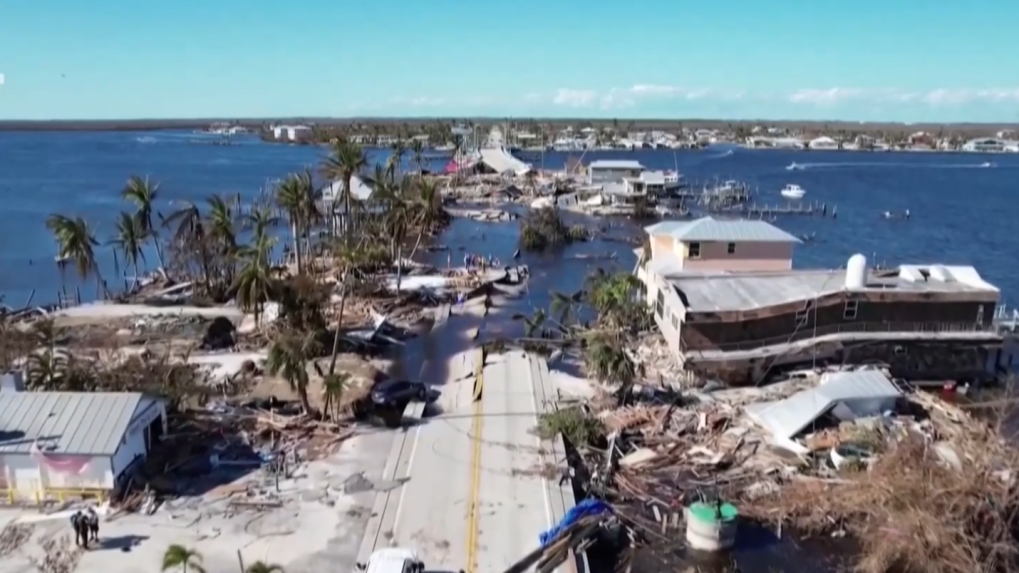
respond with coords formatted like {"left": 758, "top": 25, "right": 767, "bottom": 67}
{"left": 656, "top": 254, "right": 1004, "bottom": 385}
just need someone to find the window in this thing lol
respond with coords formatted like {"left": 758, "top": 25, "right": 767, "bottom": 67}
{"left": 688, "top": 242, "right": 701, "bottom": 258}
{"left": 795, "top": 309, "right": 809, "bottom": 327}
{"left": 671, "top": 314, "right": 680, "bottom": 330}
{"left": 656, "top": 290, "right": 665, "bottom": 318}
{"left": 843, "top": 300, "right": 859, "bottom": 320}
{"left": 727, "top": 242, "right": 736, "bottom": 255}
{"left": 976, "top": 305, "right": 985, "bottom": 324}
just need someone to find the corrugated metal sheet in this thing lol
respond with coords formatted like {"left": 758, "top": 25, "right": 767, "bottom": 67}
{"left": 744, "top": 370, "right": 902, "bottom": 441}
{"left": 646, "top": 217, "right": 801, "bottom": 243}
{"left": 0, "top": 392, "right": 146, "bottom": 456}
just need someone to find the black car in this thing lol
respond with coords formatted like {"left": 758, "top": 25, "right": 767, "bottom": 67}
{"left": 370, "top": 379, "right": 431, "bottom": 407}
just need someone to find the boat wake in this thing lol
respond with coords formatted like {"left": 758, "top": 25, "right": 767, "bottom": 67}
{"left": 786, "top": 161, "right": 999, "bottom": 171}
{"left": 134, "top": 136, "right": 158, "bottom": 144}
{"left": 707, "top": 149, "right": 734, "bottom": 160}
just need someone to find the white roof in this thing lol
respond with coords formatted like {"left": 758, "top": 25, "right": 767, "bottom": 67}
{"left": 479, "top": 147, "right": 532, "bottom": 175}
{"left": 589, "top": 160, "right": 645, "bottom": 170}
{"left": 744, "top": 370, "right": 902, "bottom": 441}
{"left": 366, "top": 548, "right": 419, "bottom": 573}
{"left": 321, "top": 175, "right": 374, "bottom": 203}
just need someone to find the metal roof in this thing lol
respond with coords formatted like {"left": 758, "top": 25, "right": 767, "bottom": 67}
{"left": 0, "top": 392, "right": 149, "bottom": 456}
{"left": 670, "top": 267, "right": 995, "bottom": 313}
{"left": 744, "top": 370, "right": 902, "bottom": 441}
{"left": 646, "top": 217, "right": 801, "bottom": 243}
{"left": 589, "top": 160, "right": 645, "bottom": 170}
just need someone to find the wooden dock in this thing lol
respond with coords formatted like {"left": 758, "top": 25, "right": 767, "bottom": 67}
{"left": 713, "top": 201, "right": 836, "bottom": 218}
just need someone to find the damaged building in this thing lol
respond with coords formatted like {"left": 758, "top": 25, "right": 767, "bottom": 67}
{"left": 644, "top": 253, "right": 1004, "bottom": 385}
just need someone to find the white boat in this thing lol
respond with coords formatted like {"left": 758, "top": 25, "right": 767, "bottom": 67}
{"left": 780, "top": 184, "right": 806, "bottom": 199}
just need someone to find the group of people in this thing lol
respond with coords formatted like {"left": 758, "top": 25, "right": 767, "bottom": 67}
{"left": 69, "top": 507, "right": 100, "bottom": 549}
{"left": 463, "top": 253, "right": 499, "bottom": 271}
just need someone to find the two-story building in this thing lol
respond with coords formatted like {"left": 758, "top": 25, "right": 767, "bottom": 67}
{"left": 586, "top": 160, "right": 646, "bottom": 185}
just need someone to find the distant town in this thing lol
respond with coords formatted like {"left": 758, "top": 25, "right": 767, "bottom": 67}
{"left": 251, "top": 120, "right": 1019, "bottom": 153}
{"left": 2, "top": 117, "right": 1019, "bottom": 153}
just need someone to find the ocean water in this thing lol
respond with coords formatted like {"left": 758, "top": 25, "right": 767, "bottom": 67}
{"left": 1, "top": 130, "right": 1018, "bottom": 307}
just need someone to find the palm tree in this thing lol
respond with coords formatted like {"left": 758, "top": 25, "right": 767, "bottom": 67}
{"left": 408, "top": 139, "right": 425, "bottom": 174}
{"left": 266, "top": 330, "right": 320, "bottom": 414}
{"left": 108, "top": 211, "right": 148, "bottom": 290}
{"left": 161, "top": 544, "right": 205, "bottom": 573}
{"left": 275, "top": 171, "right": 317, "bottom": 275}
{"left": 46, "top": 214, "right": 103, "bottom": 296}
{"left": 550, "top": 290, "right": 583, "bottom": 328}
{"left": 407, "top": 178, "right": 448, "bottom": 259}
{"left": 320, "top": 370, "right": 351, "bottom": 421}
{"left": 584, "top": 336, "right": 637, "bottom": 405}
{"left": 319, "top": 139, "right": 367, "bottom": 236}
{"left": 234, "top": 206, "right": 277, "bottom": 322}
{"left": 245, "top": 562, "right": 285, "bottom": 573}
{"left": 387, "top": 139, "right": 406, "bottom": 182}
{"left": 121, "top": 174, "right": 166, "bottom": 273}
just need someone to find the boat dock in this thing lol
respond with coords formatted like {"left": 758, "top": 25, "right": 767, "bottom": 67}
{"left": 714, "top": 201, "right": 837, "bottom": 218}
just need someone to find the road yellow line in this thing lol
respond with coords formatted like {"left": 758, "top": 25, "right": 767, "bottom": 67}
{"left": 465, "top": 349, "right": 485, "bottom": 573}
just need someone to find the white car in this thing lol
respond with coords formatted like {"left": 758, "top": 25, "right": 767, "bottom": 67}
{"left": 356, "top": 548, "right": 463, "bottom": 573}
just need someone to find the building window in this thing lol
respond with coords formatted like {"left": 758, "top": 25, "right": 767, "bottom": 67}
{"left": 671, "top": 314, "right": 679, "bottom": 330}
{"left": 727, "top": 242, "right": 736, "bottom": 255}
{"left": 795, "top": 309, "right": 809, "bottom": 327}
{"left": 656, "top": 290, "right": 665, "bottom": 318}
{"left": 688, "top": 242, "right": 701, "bottom": 258}
{"left": 976, "top": 305, "right": 984, "bottom": 324}
{"left": 843, "top": 300, "right": 859, "bottom": 320}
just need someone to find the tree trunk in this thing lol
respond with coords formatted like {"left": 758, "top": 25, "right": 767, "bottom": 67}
{"left": 327, "top": 277, "right": 348, "bottom": 376}
{"left": 291, "top": 222, "right": 303, "bottom": 274}
{"left": 408, "top": 230, "right": 425, "bottom": 261}
{"left": 297, "top": 381, "right": 312, "bottom": 415}
{"left": 396, "top": 244, "right": 403, "bottom": 293}
{"left": 153, "top": 239, "right": 169, "bottom": 280}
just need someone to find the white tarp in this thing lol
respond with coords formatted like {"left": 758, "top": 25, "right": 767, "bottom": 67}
{"left": 479, "top": 147, "right": 532, "bottom": 175}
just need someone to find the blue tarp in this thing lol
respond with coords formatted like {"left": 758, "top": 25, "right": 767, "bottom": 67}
{"left": 538, "top": 499, "right": 611, "bottom": 548}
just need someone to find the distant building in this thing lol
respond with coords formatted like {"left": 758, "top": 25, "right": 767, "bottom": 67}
{"left": 0, "top": 390, "right": 166, "bottom": 503}
{"left": 586, "top": 160, "right": 645, "bottom": 185}
{"left": 272, "top": 124, "right": 312, "bottom": 141}
{"left": 808, "top": 136, "right": 838, "bottom": 150}
{"left": 649, "top": 254, "right": 1003, "bottom": 385}
{"left": 962, "top": 138, "right": 1006, "bottom": 153}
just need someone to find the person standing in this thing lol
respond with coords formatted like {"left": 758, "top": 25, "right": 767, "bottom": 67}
{"left": 86, "top": 506, "right": 99, "bottom": 542}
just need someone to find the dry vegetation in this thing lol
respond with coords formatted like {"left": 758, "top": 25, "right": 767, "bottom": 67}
{"left": 743, "top": 394, "right": 1019, "bottom": 573}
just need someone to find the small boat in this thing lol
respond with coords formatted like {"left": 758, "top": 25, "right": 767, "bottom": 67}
{"left": 786, "top": 162, "right": 804, "bottom": 171}
{"left": 780, "top": 184, "right": 806, "bottom": 199}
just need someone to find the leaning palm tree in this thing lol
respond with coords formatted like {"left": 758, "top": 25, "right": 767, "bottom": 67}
{"left": 320, "top": 370, "right": 351, "bottom": 421}
{"left": 121, "top": 174, "right": 166, "bottom": 272}
{"left": 46, "top": 214, "right": 103, "bottom": 296}
{"left": 266, "top": 330, "right": 320, "bottom": 414}
{"left": 234, "top": 206, "right": 277, "bottom": 322}
{"left": 584, "top": 335, "right": 637, "bottom": 405}
{"left": 108, "top": 211, "right": 148, "bottom": 290}
{"left": 319, "top": 139, "right": 367, "bottom": 236}
{"left": 387, "top": 139, "right": 406, "bottom": 182}
{"left": 245, "top": 562, "right": 285, "bottom": 573}
{"left": 161, "top": 544, "right": 205, "bottom": 573}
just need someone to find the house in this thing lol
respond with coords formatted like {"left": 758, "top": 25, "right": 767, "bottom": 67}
{"left": 808, "top": 136, "right": 838, "bottom": 150}
{"left": 962, "top": 138, "right": 1006, "bottom": 153}
{"left": 641, "top": 217, "right": 801, "bottom": 275}
{"left": 321, "top": 175, "right": 376, "bottom": 215}
{"left": 0, "top": 385, "right": 166, "bottom": 503}
{"left": 652, "top": 254, "right": 1003, "bottom": 385}
{"left": 272, "top": 124, "right": 312, "bottom": 141}
{"left": 586, "top": 160, "right": 646, "bottom": 185}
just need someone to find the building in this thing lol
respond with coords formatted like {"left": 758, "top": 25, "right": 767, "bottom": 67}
{"left": 272, "top": 124, "right": 312, "bottom": 142}
{"left": 321, "top": 175, "right": 378, "bottom": 215}
{"left": 641, "top": 217, "right": 801, "bottom": 275}
{"left": 807, "top": 136, "right": 838, "bottom": 150}
{"left": 652, "top": 254, "right": 1003, "bottom": 385}
{"left": 962, "top": 138, "right": 1006, "bottom": 153}
{"left": 0, "top": 390, "right": 166, "bottom": 503}
{"left": 587, "top": 160, "right": 645, "bottom": 184}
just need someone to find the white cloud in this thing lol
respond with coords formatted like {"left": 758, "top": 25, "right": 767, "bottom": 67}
{"left": 552, "top": 89, "right": 599, "bottom": 108}
{"left": 788, "top": 87, "right": 1019, "bottom": 107}
{"left": 545, "top": 85, "right": 746, "bottom": 110}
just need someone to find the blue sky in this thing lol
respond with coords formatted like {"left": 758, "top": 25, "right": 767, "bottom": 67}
{"left": 1, "top": 0, "right": 1018, "bottom": 122}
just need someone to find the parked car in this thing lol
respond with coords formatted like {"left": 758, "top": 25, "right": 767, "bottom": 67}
{"left": 370, "top": 379, "right": 431, "bottom": 407}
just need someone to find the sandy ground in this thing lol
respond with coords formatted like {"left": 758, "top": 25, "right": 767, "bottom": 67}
{"left": 0, "top": 429, "right": 394, "bottom": 573}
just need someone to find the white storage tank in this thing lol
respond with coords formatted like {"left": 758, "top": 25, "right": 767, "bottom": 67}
{"left": 845, "top": 254, "right": 868, "bottom": 290}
